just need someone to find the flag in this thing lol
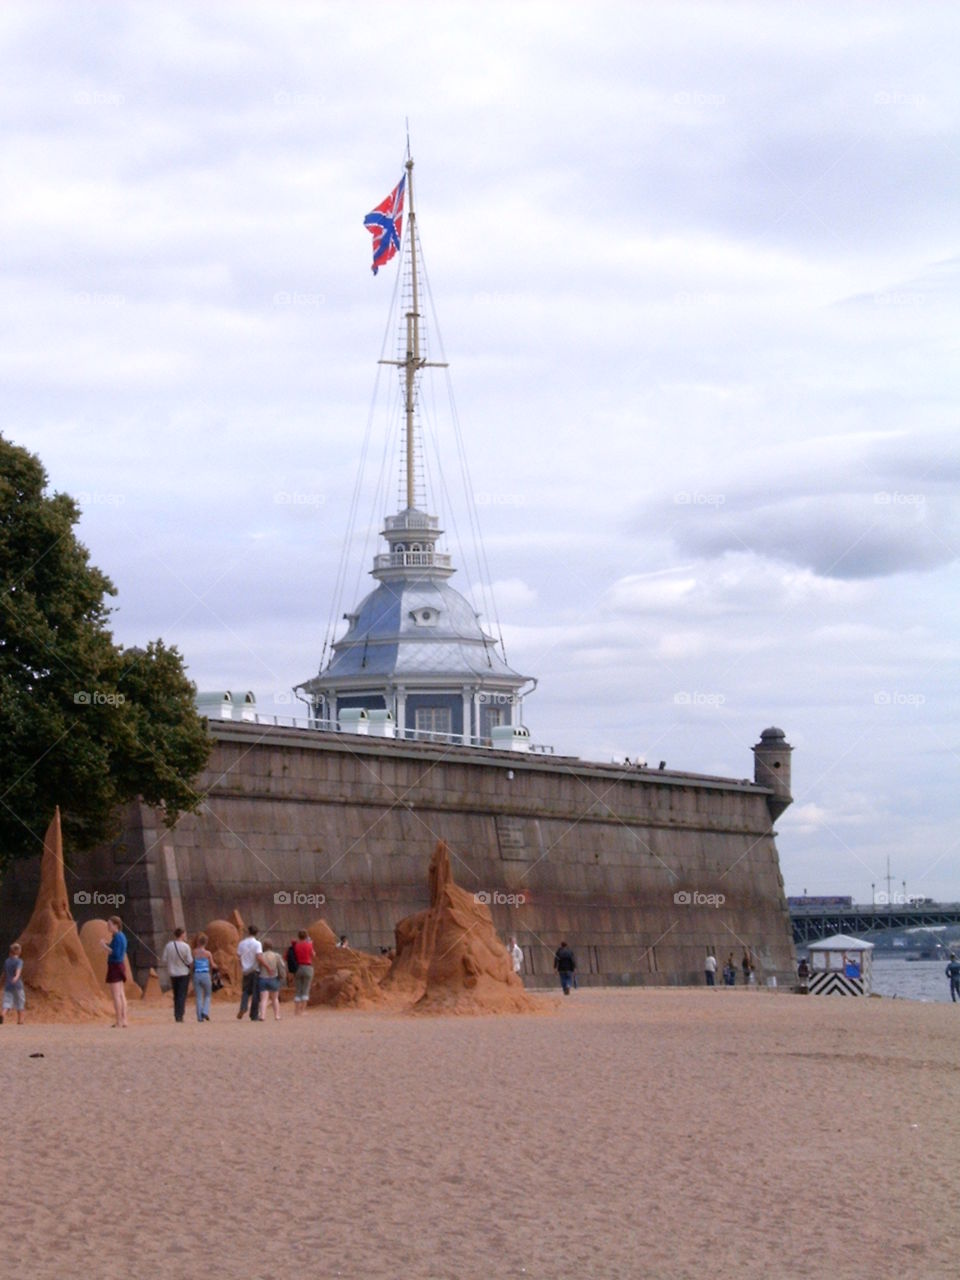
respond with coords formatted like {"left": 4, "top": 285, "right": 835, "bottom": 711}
{"left": 364, "top": 175, "right": 405, "bottom": 275}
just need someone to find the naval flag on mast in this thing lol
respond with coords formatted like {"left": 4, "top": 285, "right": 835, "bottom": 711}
{"left": 364, "top": 175, "right": 406, "bottom": 275}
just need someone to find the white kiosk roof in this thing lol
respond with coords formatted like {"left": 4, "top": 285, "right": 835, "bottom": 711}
{"left": 807, "top": 933, "right": 874, "bottom": 951}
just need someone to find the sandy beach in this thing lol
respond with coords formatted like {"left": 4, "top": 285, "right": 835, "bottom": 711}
{"left": 3, "top": 986, "right": 957, "bottom": 1280}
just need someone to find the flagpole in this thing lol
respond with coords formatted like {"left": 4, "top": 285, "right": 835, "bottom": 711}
{"left": 376, "top": 147, "right": 446, "bottom": 511}
{"left": 405, "top": 154, "right": 418, "bottom": 511}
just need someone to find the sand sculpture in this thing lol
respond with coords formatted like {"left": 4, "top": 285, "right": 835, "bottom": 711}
{"left": 384, "top": 841, "right": 539, "bottom": 1014}
{"left": 13, "top": 819, "right": 535, "bottom": 1021}
{"left": 306, "top": 918, "right": 392, "bottom": 1008}
{"left": 198, "top": 918, "right": 242, "bottom": 992}
{"left": 139, "top": 968, "right": 166, "bottom": 1002}
{"left": 14, "top": 809, "right": 111, "bottom": 1020}
{"left": 79, "top": 919, "right": 141, "bottom": 999}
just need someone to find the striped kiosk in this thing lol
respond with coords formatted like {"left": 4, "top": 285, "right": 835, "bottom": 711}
{"left": 806, "top": 933, "right": 874, "bottom": 996}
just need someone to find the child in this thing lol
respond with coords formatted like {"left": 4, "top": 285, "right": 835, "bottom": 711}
{"left": 2, "top": 943, "right": 25, "bottom": 1025}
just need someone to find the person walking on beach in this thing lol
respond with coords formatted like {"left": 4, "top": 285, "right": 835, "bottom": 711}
{"left": 945, "top": 953, "right": 960, "bottom": 1003}
{"left": 553, "top": 940, "right": 577, "bottom": 995}
{"left": 101, "top": 915, "right": 129, "bottom": 1028}
{"left": 723, "top": 954, "right": 736, "bottom": 986}
{"left": 161, "top": 927, "right": 193, "bottom": 1023}
{"left": 257, "top": 939, "right": 286, "bottom": 1021}
{"left": 291, "top": 930, "right": 314, "bottom": 1015}
{"left": 192, "top": 933, "right": 215, "bottom": 1022}
{"left": 237, "top": 925, "right": 262, "bottom": 1021}
{"left": 741, "top": 951, "right": 754, "bottom": 987}
{"left": 2, "top": 942, "right": 25, "bottom": 1025}
{"left": 508, "top": 936, "right": 523, "bottom": 976}
{"left": 704, "top": 951, "right": 717, "bottom": 987}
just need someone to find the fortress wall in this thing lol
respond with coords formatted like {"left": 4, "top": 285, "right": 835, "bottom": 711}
{"left": 1, "top": 723, "right": 797, "bottom": 986}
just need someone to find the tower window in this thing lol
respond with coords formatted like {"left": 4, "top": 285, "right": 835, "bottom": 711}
{"left": 415, "top": 707, "right": 451, "bottom": 737}
{"left": 410, "top": 607, "right": 438, "bottom": 627}
{"left": 481, "top": 705, "right": 504, "bottom": 742}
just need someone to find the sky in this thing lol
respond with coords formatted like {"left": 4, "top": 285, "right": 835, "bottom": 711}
{"left": 3, "top": 1, "right": 959, "bottom": 901}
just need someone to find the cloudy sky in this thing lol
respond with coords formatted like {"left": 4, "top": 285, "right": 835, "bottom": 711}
{"left": 4, "top": 1, "right": 959, "bottom": 900}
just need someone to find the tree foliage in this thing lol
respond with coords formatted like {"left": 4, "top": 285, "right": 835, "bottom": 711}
{"left": 0, "top": 435, "right": 211, "bottom": 862}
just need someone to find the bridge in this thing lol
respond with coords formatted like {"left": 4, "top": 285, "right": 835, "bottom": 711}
{"left": 790, "top": 902, "right": 960, "bottom": 945}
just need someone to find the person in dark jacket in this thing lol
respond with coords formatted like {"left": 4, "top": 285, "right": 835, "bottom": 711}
{"left": 553, "top": 941, "right": 577, "bottom": 995}
{"left": 945, "top": 953, "right": 960, "bottom": 1003}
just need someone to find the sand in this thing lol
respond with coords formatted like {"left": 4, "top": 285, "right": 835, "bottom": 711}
{"left": 2, "top": 987, "right": 957, "bottom": 1280}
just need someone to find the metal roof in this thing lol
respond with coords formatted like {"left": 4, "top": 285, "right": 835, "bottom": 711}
{"left": 298, "top": 575, "right": 529, "bottom": 689}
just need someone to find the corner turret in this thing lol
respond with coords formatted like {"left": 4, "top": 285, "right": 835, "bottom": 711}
{"left": 752, "top": 726, "right": 793, "bottom": 823}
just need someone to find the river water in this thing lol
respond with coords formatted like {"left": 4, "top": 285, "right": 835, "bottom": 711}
{"left": 870, "top": 956, "right": 958, "bottom": 1004}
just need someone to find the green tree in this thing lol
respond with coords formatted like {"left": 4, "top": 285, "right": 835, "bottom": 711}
{"left": 0, "top": 434, "right": 210, "bottom": 862}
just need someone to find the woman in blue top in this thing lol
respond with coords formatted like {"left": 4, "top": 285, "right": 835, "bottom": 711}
{"left": 192, "top": 932, "right": 215, "bottom": 1023}
{"left": 101, "top": 915, "right": 129, "bottom": 1028}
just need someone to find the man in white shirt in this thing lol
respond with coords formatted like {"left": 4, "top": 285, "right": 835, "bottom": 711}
{"left": 508, "top": 936, "right": 523, "bottom": 976}
{"left": 704, "top": 952, "right": 718, "bottom": 987}
{"left": 161, "top": 927, "right": 193, "bottom": 1023}
{"left": 236, "top": 925, "right": 263, "bottom": 1021}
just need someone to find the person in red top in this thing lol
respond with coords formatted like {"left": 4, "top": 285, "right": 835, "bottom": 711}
{"left": 291, "top": 929, "right": 315, "bottom": 1014}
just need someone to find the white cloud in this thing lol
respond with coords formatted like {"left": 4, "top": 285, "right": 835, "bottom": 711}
{"left": 3, "top": 0, "right": 960, "bottom": 899}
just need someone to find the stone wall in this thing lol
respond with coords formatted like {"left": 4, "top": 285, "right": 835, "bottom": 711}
{"left": 1, "top": 722, "right": 797, "bottom": 987}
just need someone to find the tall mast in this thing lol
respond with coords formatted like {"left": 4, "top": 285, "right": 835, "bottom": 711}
{"left": 380, "top": 149, "right": 445, "bottom": 510}
{"left": 404, "top": 155, "right": 418, "bottom": 510}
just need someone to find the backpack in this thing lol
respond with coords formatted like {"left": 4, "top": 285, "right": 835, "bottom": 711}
{"left": 286, "top": 943, "right": 299, "bottom": 974}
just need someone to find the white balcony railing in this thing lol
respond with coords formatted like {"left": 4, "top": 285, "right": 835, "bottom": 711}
{"left": 374, "top": 550, "right": 452, "bottom": 570}
{"left": 384, "top": 512, "right": 439, "bottom": 532}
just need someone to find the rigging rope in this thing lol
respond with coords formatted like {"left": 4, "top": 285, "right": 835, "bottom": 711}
{"left": 319, "top": 241, "right": 404, "bottom": 674}
{"left": 419, "top": 248, "right": 508, "bottom": 661}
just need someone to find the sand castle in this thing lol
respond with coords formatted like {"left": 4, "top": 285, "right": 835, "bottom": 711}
{"left": 305, "top": 918, "right": 392, "bottom": 1008}
{"left": 199, "top": 918, "right": 242, "bottom": 991}
{"left": 385, "top": 841, "right": 539, "bottom": 1014}
{"left": 14, "top": 809, "right": 111, "bottom": 1021}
